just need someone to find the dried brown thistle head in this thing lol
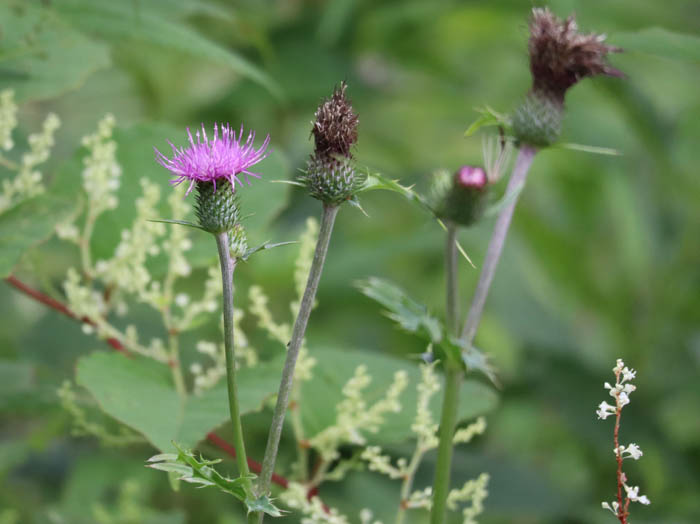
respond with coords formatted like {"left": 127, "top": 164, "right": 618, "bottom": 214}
{"left": 528, "top": 8, "right": 623, "bottom": 104}
{"left": 311, "top": 81, "right": 359, "bottom": 159}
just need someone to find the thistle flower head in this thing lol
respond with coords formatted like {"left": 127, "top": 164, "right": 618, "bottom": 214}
{"left": 154, "top": 123, "right": 270, "bottom": 195}
{"left": 303, "top": 82, "right": 361, "bottom": 205}
{"left": 528, "top": 8, "right": 623, "bottom": 103}
{"left": 513, "top": 9, "right": 622, "bottom": 147}
{"left": 311, "top": 81, "right": 358, "bottom": 159}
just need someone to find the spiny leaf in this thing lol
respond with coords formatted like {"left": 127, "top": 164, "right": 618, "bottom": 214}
{"left": 238, "top": 241, "right": 297, "bottom": 262}
{"left": 356, "top": 277, "right": 443, "bottom": 344}
{"left": 465, "top": 106, "right": 511, "bottom": 137}
{"left": 147, "top": 443, "right": 249, "bottom": 500}
{"left": 245, "top": 495, "right": 286, "bottom": 517}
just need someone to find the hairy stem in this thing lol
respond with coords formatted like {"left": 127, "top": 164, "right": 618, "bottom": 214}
{"left": 214, "top": 232, "right": 251, "bottom": 481}
{"left": 431, "top": 146, "right": 536, "bottom": 524}
{"left": 256, "top": 204, "right": 339, "bottom": 521}
{"left": 430, "top": 364, "right": 462, "bottom": 524}
{"left": 460, "top": 146, "right": 536, "bottom": 342}
{"left": 445, "top": 222, "right": 459, "bottom": 334}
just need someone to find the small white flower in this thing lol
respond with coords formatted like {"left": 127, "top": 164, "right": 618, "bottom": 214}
{"left": 175, "top": 293, "right": 190, "bottom": 307}
{"left": 596, "top": 401, "right": 616, "bottom": 420}
{"left": 621, "top": 366, "right": 636, "bottom": 383}
{"left": 624, "top": 443, "right": 643, "bottom": 460}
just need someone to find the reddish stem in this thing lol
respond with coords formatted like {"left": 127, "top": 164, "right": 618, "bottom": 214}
{"left": 4, "top": 274, "right": 327, "bottom": 506}
{"left": 613, "top": 370, "right": 628, "bottom": 524}
{"left": 5, "top": 275, "right": 128, "bottom": 355}
{"left": 206, "top": 432, "right": 288, "bottom": 489}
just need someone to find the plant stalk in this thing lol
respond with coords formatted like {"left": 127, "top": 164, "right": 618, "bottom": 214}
{"left": 256, "top": 204, "right": 339, "bottom": 522}
{"left": 430, "top": 146, "right": 536, "bottom": 524}
{"left": 460, "top": 146, "right": 536, "bottom": 343}
{"left": 445, "top": 222, "right": 459, "bottom": 334}
{"left": 214, "top": 232, "right": 251, "bottom": 481}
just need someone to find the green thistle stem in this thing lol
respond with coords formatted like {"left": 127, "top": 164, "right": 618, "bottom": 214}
{"left": 214, "top": 232, "right": 251, "bottom": 481}
{"left": 430, "top": 146, "right": 536, "bottom": 524}
{"left": 255, "top": 204, "right": 339, "bottom": 523}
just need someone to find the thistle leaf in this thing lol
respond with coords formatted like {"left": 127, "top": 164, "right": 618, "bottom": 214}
{"left": 356, "top": 277, "right": 443, "bottom": 344}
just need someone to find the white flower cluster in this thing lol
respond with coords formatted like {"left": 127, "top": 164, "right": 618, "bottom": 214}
{"left": 309, "top": 365, "right": 408, "bottom": 461}
{"left": 447, "top": 473, "right": 490, "bottom": 524}
{"left": 598, "top": 359, "right": 650, "bottom": 518}
{"left": 596, "top": 359, "right": 636, "bottom": 420}
{"left": 280, "top": 482, "right": 349, "bottom": 524}
{"left": 94, "top": 179, "right": 166, "bottom": 302}
{"left": 81, "top": 113, "right": 121, "bottom": 216}
{"left": 359, "top": 360, "right": 489, "bottom": 523}
{"left": 249, "top": 284, "right": 292, "bottom": 345}
{"left": 412, "top": 361, "right": 441, "bottom": 449}
{"left": 189, "top": 310, "right": 258, "bottom": 394}
{"left": 0, "top": 89, "right": 60, "bottom": 212}
{"left": 0, "top": 89, "right": 18, "bottom": 151}
{"left": 361, "top": 446, "right": 407, "bottom": 480}
{"left": 174, "top": 265, "right": 221, "bottom": 329}
{"left": 291, "top": 217, "right": 319, "bottom": 316}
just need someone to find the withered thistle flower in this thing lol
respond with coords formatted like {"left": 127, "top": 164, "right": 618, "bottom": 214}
{"left": 302, "top": 82, "right": 360, "bottom": 205}
{"left": 513, "top": 8, "right": 622, "bottom": 147}
{"left": 155, "top": 123, "right": 270, "bottom": 233}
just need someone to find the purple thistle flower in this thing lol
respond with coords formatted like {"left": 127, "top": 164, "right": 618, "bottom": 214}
{"left": 155, "top": 123, "right": 271, "bottom": 195}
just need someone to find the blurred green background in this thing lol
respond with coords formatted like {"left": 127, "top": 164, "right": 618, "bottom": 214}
{"left": 1, "top": 0, "right": 699, "bottom": 522}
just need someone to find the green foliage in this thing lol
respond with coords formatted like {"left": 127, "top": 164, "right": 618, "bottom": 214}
{"left": 76, "top": 351, "right": 285, "bottom": 451}
{"left": 0, "top": 193, "right": 74, "bottom": 277}
{"left": 0, "top": 3, "right": 110, "bottom": 101}
{"left": 52, "top": 0, "right": 280, "bottom": 98}
{"left": 148, "top": 444, "right": 284, "bottom": 517}
{"left": 357, "top": 277, "right": 497, "bottom": 384}
{"left": 301, "top": 347, "right": 497, "bottom": 445}
{"left": 613, "top": 27, "right": 700, "bottom": 62}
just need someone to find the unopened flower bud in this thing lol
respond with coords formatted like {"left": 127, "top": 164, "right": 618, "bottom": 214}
{"left": 432, "top": 166, "right": 489, "bottom": 227}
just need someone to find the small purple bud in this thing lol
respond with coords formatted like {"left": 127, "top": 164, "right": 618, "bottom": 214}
{"left": 455, "top": 166, "right": 487, "bottom": 190}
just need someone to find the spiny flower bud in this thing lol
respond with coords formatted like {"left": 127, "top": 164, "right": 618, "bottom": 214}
{"left": 229, "top": 223, "right": 248, "bottom": 259}
{"left": 195, "top": 180, "right": 240, "bottom": 234}
{"left": 513, "top": 8, "right": 623, "bottom": 147}
{"left": 432, "top": 166, "right": 489, "bottom": 227}
{"left": 302, "top": 82, "right": 360, "bottom": 205}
